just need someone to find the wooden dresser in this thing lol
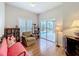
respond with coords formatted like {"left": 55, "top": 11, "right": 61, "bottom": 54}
{"left": 64, "top": 28, "right": 79, "bottom": 56}
{"left": 4, "top": 28, "right": 20, "bottom": 42}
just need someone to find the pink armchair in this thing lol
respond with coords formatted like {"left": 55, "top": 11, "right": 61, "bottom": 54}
{"left": 8, "top": 42, "right": 30, "bottom": 56}
{"left": 0, "top": 38, "right": 30, "bottom": 56}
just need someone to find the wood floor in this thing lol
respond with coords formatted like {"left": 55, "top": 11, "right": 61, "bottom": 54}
{"left": 25, "top": 39, "right": 66, "bottom": 56}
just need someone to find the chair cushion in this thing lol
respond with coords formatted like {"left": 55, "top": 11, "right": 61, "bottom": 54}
{"left": 6, "top": 36, "right": 16, "bottom": 48}
{"left": 8, "top": 42, "right": 30, "bottom": 56}
{"left": 0, "top": 38, "right": 7, "bottom": 56}
{"left": 26, "top": 37, "right": 36, "bottom": 41}
{"left": 23, "top": 32, "right": 32, "bottom": 37}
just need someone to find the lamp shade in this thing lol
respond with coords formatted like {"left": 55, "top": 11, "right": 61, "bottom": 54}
{"left": 56, "top": 25, "right": 62, "bottom": 32}
{"left": 71, "top": 20, "right": 79, "bottom": 27}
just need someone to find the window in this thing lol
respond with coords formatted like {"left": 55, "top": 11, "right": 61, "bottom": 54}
{"left": 19, "top": 17, "right": 32, "bottom": 32}
{"left": 26, "top": 20, "right": 32, "bottom": 32}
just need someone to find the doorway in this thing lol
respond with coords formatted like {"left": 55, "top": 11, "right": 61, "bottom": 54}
{"left": 40, "top": 20, "right": 56, "bottom": 42}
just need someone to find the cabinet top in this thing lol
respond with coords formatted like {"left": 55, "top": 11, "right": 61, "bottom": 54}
{"left": 64, "top": 28, "right": 79, "bottom": 41}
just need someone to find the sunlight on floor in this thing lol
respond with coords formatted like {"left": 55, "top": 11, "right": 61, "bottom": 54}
{"left": 40, "top": 31, "right": 56, "bottom": 42}
{"left": 26, "top": 39, "right": 66, "bottom": 56}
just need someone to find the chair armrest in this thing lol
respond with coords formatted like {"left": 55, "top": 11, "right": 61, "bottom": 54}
{"left": 0, "top": 38, "right": 7, "bottom": 56}
{"left": 18, "top": 51, "right": 26, "bottom": 56}
{"left": 22, "top": 36, "right": 28, "bottom": 41}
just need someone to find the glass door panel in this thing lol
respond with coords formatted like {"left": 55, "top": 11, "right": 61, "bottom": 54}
{"left": 47, "top": 21, "right": 55, "bottom": 42}
{"left": 40, "top": 20, "right": 47, "bottom": 39}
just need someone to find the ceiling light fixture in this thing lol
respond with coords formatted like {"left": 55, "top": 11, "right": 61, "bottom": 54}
{"left": 29, "top": 3, "right": 37, "bottom": 7}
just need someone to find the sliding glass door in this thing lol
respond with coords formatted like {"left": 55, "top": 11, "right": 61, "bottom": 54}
{"left": 40, "top": 20, "right": 56, "bottom": 42}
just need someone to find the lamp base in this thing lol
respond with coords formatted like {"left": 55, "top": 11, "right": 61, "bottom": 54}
{"left": 56, "top": 44, "right": 60, "bottom": 47}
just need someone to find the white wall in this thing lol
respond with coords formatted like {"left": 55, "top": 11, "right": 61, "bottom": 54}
{"left": 0, "top": 3, "right": 5, "bottom": 37}
{"left": 63, "top": 3, "right": 79, "bottom": 29}
{"left": 5, "top": 4, "right": 37, "bottom": 28}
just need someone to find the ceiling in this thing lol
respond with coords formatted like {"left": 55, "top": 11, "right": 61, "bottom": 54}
{"left": 6, "top": 2, "right": 62, "bottom": 14}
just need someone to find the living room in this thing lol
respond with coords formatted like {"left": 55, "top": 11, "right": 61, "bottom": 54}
{"left": 1, "top": 2, "right": 79, "bottom": 56}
